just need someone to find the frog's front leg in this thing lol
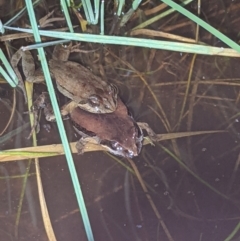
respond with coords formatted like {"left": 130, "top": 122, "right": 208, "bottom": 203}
{"left": 52, "top": 42, "right": 81, "bottom": 62}
{"left": 11, "top": 49, "right": 32, "bottom": 102}
{"left": 60, "top": 101, "right": 79, "bottom": 117}
{"left": 137, "top": 122, "right": 161, "bottom": 142}
{"left": 75, "top": 138, "right": 86, "bottom": 155}
{"left": 75, "top": 136, "right": 100, "bottom": 155}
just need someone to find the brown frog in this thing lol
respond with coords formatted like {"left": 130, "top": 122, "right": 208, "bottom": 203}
{"left": 32, "top": 92, "right": 158, "bottom": 158}
{"left": 11, "top": 43, "right": 118, "bottom": 113}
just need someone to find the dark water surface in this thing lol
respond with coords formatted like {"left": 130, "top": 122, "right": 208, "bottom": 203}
{"left": 1, "top": 1, "right": 240, "bottom": 241}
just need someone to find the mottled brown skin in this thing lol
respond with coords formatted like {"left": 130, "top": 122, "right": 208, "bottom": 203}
{"left": 30, "top": 93, "right": 159, "bottom": 158}
{"left": 11, "top": 43, "right": 118, "bottom": 113}
{"left": 49, "top": 58, "right": 118, "bottom": 113}
{"left": 49, "top": 44, "right": 118, "bottom": 113}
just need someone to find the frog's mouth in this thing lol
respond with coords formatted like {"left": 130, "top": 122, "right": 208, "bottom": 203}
{"left": 100, "top": 122, "right": 144, "bottom": 158}
{"left": 100, "top": 140, "right": 139, "bottom": 158}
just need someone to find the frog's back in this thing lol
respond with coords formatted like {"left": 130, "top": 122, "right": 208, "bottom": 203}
{"left": 49, "top": 60, "right": 108, "bottom": 98}
{"left": 49, "top": 59, "right": 118, "bottom": 113}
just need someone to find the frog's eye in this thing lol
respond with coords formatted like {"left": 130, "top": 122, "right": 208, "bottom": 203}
{"left": 88, "top": 95, "right": 100, "bottom": 106}
{"left": 111, "top": 141, "right": 123, "bottom": 151}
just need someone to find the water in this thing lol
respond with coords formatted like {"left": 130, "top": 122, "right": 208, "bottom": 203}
{"left": 1, "top": 1, "right": 240, "bottom": 240}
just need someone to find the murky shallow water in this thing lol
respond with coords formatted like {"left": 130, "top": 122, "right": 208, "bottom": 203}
{"left": 1, "top": 1, "right": 240, "bottom": 241}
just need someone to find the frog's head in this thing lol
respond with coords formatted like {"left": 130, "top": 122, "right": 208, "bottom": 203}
{"left": 100, "top": 123, "right": 143, "bottom": 158}
{"left": 83, "top": 84, "right": 118, "bottom": 113}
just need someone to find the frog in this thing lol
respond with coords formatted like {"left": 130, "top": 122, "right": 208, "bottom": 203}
{"left": 32, "top": 92, "right": 158, "bottom": 158}
{"left": 11, "top": 42, "right": 118, "bottom": 114}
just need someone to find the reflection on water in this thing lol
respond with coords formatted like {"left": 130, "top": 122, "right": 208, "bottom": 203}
{"left": 1, "top": 1, "right": 240, "bottom": 240}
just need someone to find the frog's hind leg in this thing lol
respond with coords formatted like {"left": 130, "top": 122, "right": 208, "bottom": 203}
{"left": 11, "top": 49, "right": 27, "bottom": 102}
{"left": 11, "top": 49, "right": 37, "bottom": 102}
{"left": 27, "top": 92, "right": 54, "bottom": 139}
{"left": 21, "top": 50, "right": 35, "bottom": 79}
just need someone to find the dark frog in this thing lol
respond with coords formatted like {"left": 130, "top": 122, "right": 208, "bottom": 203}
{"left": 32, "top": 93, "right": 158, "bottom": 158}
{"left": 63, "top": 98, "right": 143, "bottom": 158}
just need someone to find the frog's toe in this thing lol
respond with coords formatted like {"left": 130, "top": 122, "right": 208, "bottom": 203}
{"left": 27, "top": 111, "right": 40, "bottom": 139}
{"left": 76, "top": 140, "right": 85, "bottom": 155}
{"left": 148, "top": 132, "right": 160, "bottom": 142}
{"left": 137, "top": 122, "right": 159, "bottom": 142}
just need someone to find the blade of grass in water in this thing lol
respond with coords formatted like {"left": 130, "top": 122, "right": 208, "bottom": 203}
{"left": 117, "top": 0, "right": 125, "bottom": 16}
{"left": 160, "top": 0, "right": 240, "bottom": 52}
{"left": 0, "top": 130, "right": 225, "bottom": 162}
{"left": 132, "top": 0, "right": 193, "bottom": 31}
{"left": 224, "top": 222, "right": 240, "bottom": 241}
{"left": 3, "top": 26, "right": 240, "bottom": 57}
{"left": 120, "top": 0, "right": 143, "bottom": 27}
{"left": 80, "top": 0, "right": 98, "bottom": 24}
{"left": 21, "top": 40, "right": 70, "bottom": 51}
{"left": 25, "top": 2, "right": 94, "bottom": 241}
{"left": 0, "top": 49, "right": 18, "bottom": 87}
{"left": 4, "top": 0, "right": 41, "bottom": 27}
{"left": 160, "top": 144, "right": 230, "bottom": 200}
{"left": 25, "top": 81, "right": 56, "bottom": 240}
{"left": 100, "top": 0, "right": 104, "bottom": 34}
{"left": 0, "top": 122, "right": 29, "bottom": 144}
{"left": 60, "top": 0, "right": 74, "bottom": 32}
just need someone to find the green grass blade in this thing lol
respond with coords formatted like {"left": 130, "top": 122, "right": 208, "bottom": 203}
{"left": 133, "top": 0, "right": 193, "bottom": 30}
{"left": 100, "top": 0, "right": 104, "bottom": 34}
{"left": 92, "top": 0, "right": 100, "bottom": 24}
{"left": 117, "top": 0, "right": 125, "bottom": 16}
{"left": 60, "top": 0, "right": 74, "bottom": 32}
{"left": 0, "top": 66, "right": 16, "bottom": 87}
{"left": 224, "top": 222, "right": 240, "bottom": 241}
{"left": 4, "top": 0, "right": 41, "bottom": 27}
{"left": 161, "top": 0, "right": 240, "bottom": 52}
{"left": 0, "top": 49, "right": 18, "bottom": 87}
{"left": 81, "top": 0, "right": 95, "bottom": 23}
{"left": 0, "top": 123, "right": 29, "bottom": 144}
{"left": 21, "top": 40, "right": 70, "bottom": 51}
{"left": 132, "top": 0, "right": 142, "bottom": 10}
{"left": 24, "top": 1, "right": 94, "bottom": 241}
{"left": 3, "top": 26, "right": 240, "bottom": 57}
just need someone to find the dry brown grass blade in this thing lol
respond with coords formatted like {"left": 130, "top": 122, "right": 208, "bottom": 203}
{"left": 25, "top": 82, "right": 57, "bottom": 241}
{"left": 127, "top": 158, "right": 174, "bottom": 241}
{"left": 131, "top": 2, "right": 167, "bottom": 22}
{"left": 176, "top": 54, "right": 197, "bottom": 130}
{"left": 130, "top": 29, "right": 199, "bottom": 43}
{"left": 0, "top": 130, "right": 225, "bottom": 162}
{"left": 144, "top": 2, "right": 168, "bottom": 16}
{"left": 107, "top": 49, "right": 171, "bottom": 132}
{"left": 35, "top": 157, "right": 57, "bottom": 241}
{"left": 152, "top": 79, "right": 240, "bottom": 87}
{"left": 0, "top": 27, "right": 76, "bottom": 42}
{"left": 0, "top": 89, "right": 16, "bottom": 135}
